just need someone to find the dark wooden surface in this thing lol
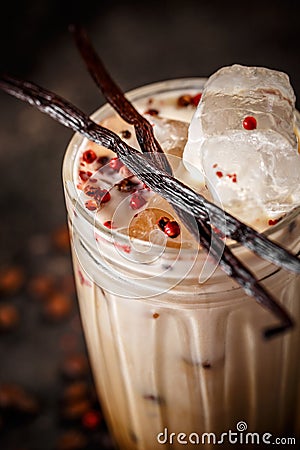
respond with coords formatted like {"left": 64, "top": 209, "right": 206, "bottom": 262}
{"left": 0, "top": 0, "right": 299, "bottom": 448}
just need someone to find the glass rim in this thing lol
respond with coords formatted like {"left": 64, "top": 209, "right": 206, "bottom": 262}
{"left": 63, "top": 77, "right": 300, "bottom": 256}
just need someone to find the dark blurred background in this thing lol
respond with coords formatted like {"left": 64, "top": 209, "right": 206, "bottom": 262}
{"left": 0, "top": 0, "right": 299, "bottom": 448}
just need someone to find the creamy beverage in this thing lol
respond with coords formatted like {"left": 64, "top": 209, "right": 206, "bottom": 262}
{"left": 63, "top": 74, "right": 300, "bottom": 450}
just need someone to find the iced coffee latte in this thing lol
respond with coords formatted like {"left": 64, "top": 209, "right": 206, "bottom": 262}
{"left": 63, "top": 70, "right": 300, "bottom": 449}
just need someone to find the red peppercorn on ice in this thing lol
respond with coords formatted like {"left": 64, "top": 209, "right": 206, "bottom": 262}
{"left": 183, "top": 65, "right": 300, "bottom": 222}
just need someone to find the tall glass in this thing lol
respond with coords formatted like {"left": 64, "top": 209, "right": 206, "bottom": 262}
{"left": 63, "top": 79, "right": 300, "bottom": 449}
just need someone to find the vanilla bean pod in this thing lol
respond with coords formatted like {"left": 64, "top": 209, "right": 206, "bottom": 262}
{"left": 71, "top": 26, "right": 300, "bottom": 275}
{"left": 71, "top": 26, "right": 296, "bottom": 336}
{"left": 0, "top": 74, "right": 295, "bottom": 335}
{"left": 2, "top": 72, "right": 299, "bottom": 272}
{"left": 70, "top": 25, "right": 171, "bottom": 174}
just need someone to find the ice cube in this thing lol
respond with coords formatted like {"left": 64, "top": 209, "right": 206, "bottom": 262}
{"left": 147, "top": 116, "right": 189, "bottom": 173}
{"left": 150, "top": 116, "right": 188, "bottom": 151}
{"left": 129, "top": 196, "right": 197, "bottom": 249}
{"left": 183, "top": 64, "right": 300, "bottom": 218}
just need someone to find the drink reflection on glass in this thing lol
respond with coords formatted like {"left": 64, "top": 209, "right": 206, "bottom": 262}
{"left": 63, "top": 77, "right": 300, "bottom": 450}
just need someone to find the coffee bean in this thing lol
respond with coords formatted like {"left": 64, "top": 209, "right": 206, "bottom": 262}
{"left": 57, "top": 430, "right": 87, "bottom": 450}
{"left": 27, "top": 275, "right": 54, "bottom": 299}
{"left": 0, "top": 304, "right": 20, "bottom": 331}
{"left": 52, "top": 226, "right": 70, "bottom": 252}
{"left": 61, "top": 398, "right": 91, "bottom": 421}
{"left": 43, "top": 293, "right": 73, "bottom": 322}
{"left": 0, "top": 383, "right": 39, "bottom": 416}
{"left": 0, "top": 266, "right": 25, "bottom": 294}
{"left": 61, "top": 354, "right": 89, "bottom": 380}
{"left": 62, "top": 382, "right": 89, "bottom": 403}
